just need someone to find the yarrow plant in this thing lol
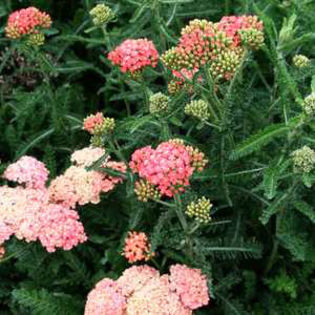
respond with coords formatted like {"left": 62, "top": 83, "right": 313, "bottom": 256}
{"left": 84, "top": 264, "right": 209, "bottom": 315}
{"left": 108, "top": 38, "right": 159, "bottom": 75}
{"left": 5, "top": 7, "right": 52, "bottom": 45}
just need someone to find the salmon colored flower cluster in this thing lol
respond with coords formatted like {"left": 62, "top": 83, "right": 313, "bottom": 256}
{"left": 83, "top": 112, "right": 106, "bottom": 134}
{"left": 169, "top": 264, "right": 209, "bottom": 310}
{"left": 161, "top": 16, "right": 264, "bottom": 91}
{"left": 0, "top": 184, "right": 86, "bottom": 253}
{"left": 3, "top": 155, "right": 49, "bottom": 189}
{"left": 130, "top": 140, "right": 208, "bottom": 197}
{"left": 49, "top": 147, "right": 126, "bottom": 208}
{"left": 123, "top": 231, "right": 154, "bottom": 263}
{"left": 85, "top": 264, "right": 209, "bottom": 315}
{"left": 108, "top": 39, "right": 159, "bottom": 74}
{"left": 5, "top": 7, "right": 52, "bottom": 39}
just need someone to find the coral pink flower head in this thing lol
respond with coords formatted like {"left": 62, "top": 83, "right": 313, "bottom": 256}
{"left": 108, "top": 39, "right": 159, "bottom": 74}
{"left": 83, "top": 112, "right": 105, "bottom": 134}
{"left": 3, "top": 156, "right": 49, "bottom": 189}
{"left": 85, "top": 278, "right": 126, "bottom": 315}
{"left": 123, "top": 231, "right": 154, "bottom": 263}
{"left": 5, "top": 7, "right": 52, "bottom": 39}
{"left": 126, "top": 275, "right": 192, "bottom": 315}
{"left": 37, "top": 204, "right": 87, "bottom": 253}
{"left": 169, "top": 264, "right": 209, "bottom": 310}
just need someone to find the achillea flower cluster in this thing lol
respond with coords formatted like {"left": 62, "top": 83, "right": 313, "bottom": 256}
{"left": 89, "top": 4, "right": 115, "bottom": 26}
{"left": 186, "top": 197, "right": 212, "bottom": 224}
{"left": 130, "top": 140, "right": 208, "bottom": 198}
{"left": 169, "top": 264, "right": 209, "bottom": 310}
{"left": 123, "top": 231, "right": 154, "bottom": 263}
{"left": 108, "top": 39, "right": 159, "bottom": 74}
{"left": 3, "top": 155, "right": 49, "bottom": 189}
{"left": 5, "top": 7, "right": 52, "bottom": 44}
{"left": 85, "top": 264, "right": 209, "bottom": 315}
{"left": 49, "top": 147, "right": 126, "bottom": 208}
{"left": 149, "top": 92, "right": 169, "bottom": 114}
{"left": 291, "top": 146, "right": 315, "bottom": 173}
{"left": 292, "top": 54, "right": 310, "bottom": 68}
{"left": 161, "top": 16, "right": 264, "bottom": 92}
{"left": 83, "top": 112, "right": 115, "bottom": 135}
{"left": 0, "top": 176, "right": 86, "bottom": 253}
{"left": 184, "top": 99, "right": 210, "bottom": 121}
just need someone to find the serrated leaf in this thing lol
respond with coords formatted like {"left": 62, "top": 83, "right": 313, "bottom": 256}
{"left": 230, "top": 124, "right": 290, "bottom": 160}
{"left": 259, "top": 193, "right": 287, "bottom": 225}
{"left": 294, "top": 201, "right": 315, "bottom": 223}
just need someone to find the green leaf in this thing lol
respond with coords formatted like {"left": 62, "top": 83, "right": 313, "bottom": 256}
{"left": 230, "top": 124, "right": 290, "bottom": 160}
{"left": 259, "top": 193, "right": 287, "bottom": 225}
{"left": 294, "top": 201, "right": 315, "bottom": 223}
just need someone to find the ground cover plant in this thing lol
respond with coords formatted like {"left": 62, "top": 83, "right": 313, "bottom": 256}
{"left": 0, "top": 0, "right": 314, "bottom": 314}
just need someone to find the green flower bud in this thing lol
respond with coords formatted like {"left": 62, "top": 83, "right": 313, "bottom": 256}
{"left": 239, "top": 29, "right": 264, "bottom": 50}
{"left": 303, "top": 94, "right": 315, "bottom": 116}
{"left": 94, "top": 117, "right": 115, "bottom": 135}
{"left": 184, "top": 99, "right": 210, "bottom": 121}
{"left": 186, "top": 197, "right": 212, "bottom": 224}
{"left": 149, "top": 92, "right": 169, "bottom": 114}
{"left": 27, "top": 33, "right": 45, "bottom": 46}
{"left": 89, "top": 4, "right": 114, "bottom": 26}
{"left": 292, "top": 54, "right": 310, "bottom": 68}
{"left": 134, "top": 180, "right": 161, "bottom": 202}
{"left": 291, "top": 146, "right": 315, "bottom": 173}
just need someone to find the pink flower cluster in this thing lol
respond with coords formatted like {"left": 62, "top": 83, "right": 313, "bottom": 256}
{"left": 83, "top": 112, "right": 105, "bottom": 134}
{"left": 161, "top": 16, "right": 263, "bottom": 90}
{"left": 49, "top": 147, "right": 126, "bottom": 208}
{"left": 3, "top": 156, "right": 49, "bottom": 189}
{"left": 5, "top": 7, "right": 52, "bottom": 39}
{"left": 108, "top": 39, "right": 159, "bottom": 74}
{"left": 130, "top": 140, "right": 207, "bottom": 197}
{"left": 0, "top": 148, "right": 125, "bottom": 252}
{"left": 123, "top": 231, "right": 154, "bottom": 263}
{"left": 0, "top": 185, "right": 86, "bottom": 253}
{"left": 218, "top": 15, "right": 263, "bottom": 47}
{"left": 85, "top": 264, "right": 209, "bottom": 315}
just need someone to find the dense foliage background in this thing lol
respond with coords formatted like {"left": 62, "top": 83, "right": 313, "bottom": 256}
{"left": 0, "top": 0, "right": 314, "bottom": 314}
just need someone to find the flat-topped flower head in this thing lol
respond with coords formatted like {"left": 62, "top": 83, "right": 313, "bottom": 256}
{"left": 123, "top": 231, "right": 154, "bottom": 263}
{"left": 169, "top": 264, "right": 209, "bottom": 310}
{"left": 3, "top": 156, "right": 49, "bottom": 189}
{"left": 84, "top": 264, "right": 209, "bottom": 314}
{"left": 0, "top": 186, "right": 87, "bottom": 252}
{"left": 37, "top": 204, "right": 87, "bottom": 253}
{"left": 108, "top": 39, "right": 159, "bottom": 74}
{"left": 130, "top": 140, "right": 207, "bottom": 197}
{"left": 5, "top": 7, "right": 51, "bottom": 41}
